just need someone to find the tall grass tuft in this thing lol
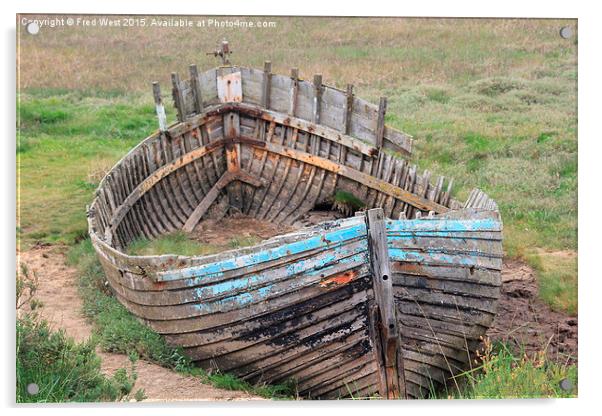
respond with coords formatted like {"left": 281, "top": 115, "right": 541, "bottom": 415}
{"left": 16, "top": 259, "right": 138, "bottom": 403}
{"left": 451, "top": 339, "right": 577, "bottom": 399}
{"left": 16, "top": 315, "right": 137, "bottom": 403}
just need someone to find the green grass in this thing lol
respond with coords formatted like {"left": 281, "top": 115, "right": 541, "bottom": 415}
{"left": 450, "top": 341, "right": 577, "bottom": 399}
{"left": 126, "top": 231, "right": 217, "bottom": 257}
{"left": 16, "top": 315, "right": 137, "bottom": 403}
{"left": 525, "top": 250, "right": 578, "bottom": 315}
{"left": 17, "top": 91, "right": 172, "bottom": 248}
{"left": 67, "top": 239, "right": 297, "bottom": 399}
{"left": 126, "top": 231, "right": 262, "bottom": 257}
{"left": 17, "top": 253, "right": 139, "bottom": 403}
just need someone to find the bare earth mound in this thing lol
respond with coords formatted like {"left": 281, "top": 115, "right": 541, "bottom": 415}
{"left": 487, "top": 259, "right": 577, "bottom": 365}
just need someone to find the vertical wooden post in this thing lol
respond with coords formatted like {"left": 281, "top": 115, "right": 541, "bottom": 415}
{"left": 376, "top": 97, "right": 387, "bottom": 150}
{"left": 224, "top": 112, "right": 241, "bottom": 171}
{"left": 343, "top": 83, "right": 354, "bottom": 135}
{"left": 220, "top": 40, "right": 231, "bottom": 65}
{"left": 262, "top": 61, "right": 272, "bottom": 109}
{"left": 338, "top": 83, "right": 354, "bottom": 164}
{"left": 312, "top": 74, "right": 323, "bottom": 124}
{"left": 152, "top": 82, "right": 168, "bottom": 133}
{"left": 171, "top": 72, "right": 185, "bottom": 122}
{"left": 224, "top": 111, "right": 242, "bottom": 210}
{"left": 289, "top": 67, "right": 299, "bottom": 117}
{"left": 310, "top": 74, "right": 323, "bottom": 155}
{"left": 365, "top": 208, "right": 405, "bottom": 399}
{"left": 189, "top": 64, "right": 204, "bottom": 114}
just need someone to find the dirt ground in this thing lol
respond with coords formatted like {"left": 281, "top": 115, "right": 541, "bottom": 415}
{"left": 18, "top": 246, "right": 261, "bottom": 402}
{"left": 487, "top": 259, "right": 578, "bottom": 365}
{"left": 190, "top": 214, "right": 295, "bottom": 246}
{"left": 189, "top": 210, "right": 344, "bottom": 247}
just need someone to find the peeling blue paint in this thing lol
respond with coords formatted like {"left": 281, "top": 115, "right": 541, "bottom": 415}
{"left": 386, "top": 218, "right": 501, "bottom": 233}
{"left": 158, "top": 223, "right": 367, "bottom": 282}
{"left": 189, "top": 252, "right": 368, "bottom": 313}
{"left": 388, "top": 248, "right": 499, "bottom": 267}
{"left": 182, "top": 246, "right": 368, "bottom": 303}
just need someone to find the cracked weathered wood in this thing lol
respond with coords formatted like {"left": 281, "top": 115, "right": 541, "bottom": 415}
{"left": 152, "top": 82, "right": 168, "bottom": 133}
{"left": 366, "top": 208, "right": 405, "bottom": 399}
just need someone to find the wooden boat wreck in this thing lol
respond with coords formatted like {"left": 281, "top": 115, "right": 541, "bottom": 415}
{"left": 87, "top": 43, "right": 503, "bottom": 399}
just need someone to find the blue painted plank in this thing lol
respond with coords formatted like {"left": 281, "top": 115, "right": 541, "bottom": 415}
{"left": 157, "top": 222, "right": 367, "bottom": 282}
{"left": 182, "top": 243, "right": 368, "bottom": 303}
{"left": 386, "top": 218, "right": 501, "bottom": 233}
{"left": 190, "top": 252, "right": 369, "bottom": 314}
{"left": 388, "top": 248, "right": 502, "bottom": 268}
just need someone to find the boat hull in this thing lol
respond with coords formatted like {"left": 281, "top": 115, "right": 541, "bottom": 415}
{"left": 87, "top": 64, "right": 502, "bottom": 399}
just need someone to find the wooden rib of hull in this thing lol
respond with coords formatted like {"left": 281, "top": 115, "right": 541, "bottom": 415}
{"left": 88, "top": 65, "right": 503, "bottom": 399}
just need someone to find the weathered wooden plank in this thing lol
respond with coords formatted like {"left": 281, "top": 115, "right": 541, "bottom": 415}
{"left": 152, "top": 82, "right": 168, "bottom": 132}
{"left": 166, "top": 102, "right": 379, "bottom": 158}
{"left": 171, "top": 73, "right": 185, "bottom": 122}
{"left": 243, "top": 137, "right": 449, "bottom": 213}
{"left": 343, "top": 84, "right": 354, "bottom": 135}
{"left": 109, "top": 259, "right": 365, "bottom": 323}
{"left": 198, "top": 303, "right": 368, "bottom": 371}
{"left": 248, "top": 329, "right": 369, "bottom": 384}
{"left": 108, "top": 140, "right": 226, "bottom": 235}
{"left": 140, "top": 144, "right": 178, "bottom": 232}
{"left": 261, "top": 61, "right": 272, "bottom": 109}
{"left": 182, "top": 169, "right": 264, "bottom": 233}
{"left": 159, "top": 220, "right": 367, "bottom": 281}
{"left": 158, "top": 134, "right": 196, "bottom": 217}
{"left": 217, "top": 70, "right": 243, "bottom": 104}
{"left": 189, "top": 64, "right": 204, "bottom": 114}
{"left": 365, "top": 208, "right": 405, "bottom": 399}
{"left": 168, "top": 272, "right": 369, "bottom": 347}
{"left": 383, "top": 126, "right": 413, "bottom": 156}
{"left": 312, "top": 74, "right": 323, "bottom": 124}
{"left": 224, "top": 111, "right": 243, "bottom": 210}
{"left": 289, "top": 68, "right": 299, "bottom": 116}
{"left": 375, "top": 97, "right": 387, "bottom": 150}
